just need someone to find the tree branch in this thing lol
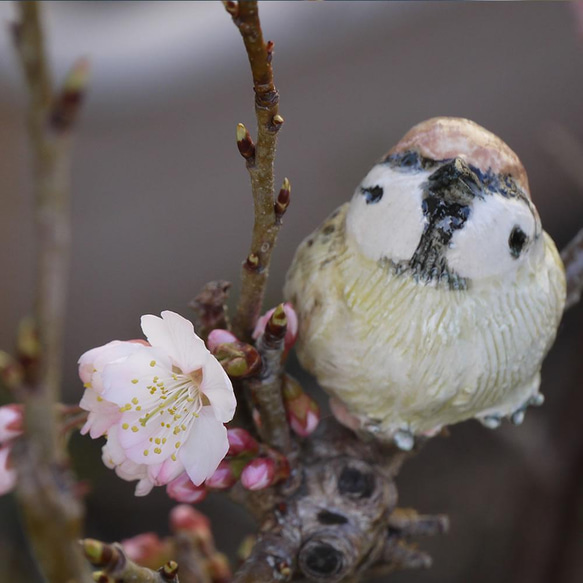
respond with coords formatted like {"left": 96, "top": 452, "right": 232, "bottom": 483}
{"left": 225, "top": 1, "right": 288, "bottom": 342}
{"left": 81, "top": 540, "right": 179, "bottom": 583}
{"left": 12, "top": 3, "right": 91, "bottom": 582}
{"left": 562, "top": 227, "right": 583, "bottom": 310}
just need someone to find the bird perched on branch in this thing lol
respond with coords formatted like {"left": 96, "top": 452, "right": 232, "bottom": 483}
{"left": 285, "top": 117, "right": 566, "bottom": 449}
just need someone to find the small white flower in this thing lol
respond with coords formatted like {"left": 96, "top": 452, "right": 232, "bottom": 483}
{"left": 79, "top": 311, "right": 236, "bottom": 489}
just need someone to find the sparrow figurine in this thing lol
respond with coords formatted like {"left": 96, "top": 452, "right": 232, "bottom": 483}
{"left": 284, "top": 117, "right": 566, "bottom": 449}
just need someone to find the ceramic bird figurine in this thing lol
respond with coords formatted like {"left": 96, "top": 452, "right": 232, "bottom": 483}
{"left": 284, "top": 117, "right": 566, "bottom": 449}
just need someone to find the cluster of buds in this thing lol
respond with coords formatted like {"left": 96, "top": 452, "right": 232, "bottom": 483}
{"left": 118, "top": 506, "right": 231, "bottom": 582}
{"left": 0, "top": 404, "right": 24, "bottom": 496}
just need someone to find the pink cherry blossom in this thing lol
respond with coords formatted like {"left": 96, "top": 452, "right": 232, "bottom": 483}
{"left": 79, "top": 311, "right": 237, "bottom": 493}
{"left": 253, "top": 302, "right": 298, "bottom": 353}
{"left": 289, "top": 407, "right": 320, "bottom": 438}
{"left": 166, "top": 471, "right": 207, "bottom": 504}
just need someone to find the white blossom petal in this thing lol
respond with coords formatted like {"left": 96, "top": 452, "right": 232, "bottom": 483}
{"left": 178, "top": 408, "right": 229, "bottom": 486}
{"left": 201, "top": 357, "right": 237, "bottom": 423}
{"left": 140, "top": 311, "right": 208, "bottom": 373}
{"left": 80, "top": 389, "right": 121, "bottom": 438}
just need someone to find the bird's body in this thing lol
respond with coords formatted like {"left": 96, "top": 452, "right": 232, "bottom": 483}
{"left": 285, "top": 118, "right": 565, "bottom": 446}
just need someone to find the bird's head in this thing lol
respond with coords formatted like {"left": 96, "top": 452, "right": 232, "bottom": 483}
{"left": 345, "top": 117, "right": 543, "bottom": 289}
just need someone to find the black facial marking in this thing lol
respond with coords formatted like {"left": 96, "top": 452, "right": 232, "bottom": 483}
{"left": 509, "top": 226, "right": 527, "bottom": 258}
{"left": 317, "top": 510, "right": 348, "bottom": 525}
{"left": 322, "top": 224, "right": 335, "bottom": 235}
{"left": 383, "top": 150, "right": 437, "bottom": 172}
{"left": 360, "top": 185, "right": 384, "bottom": 204}
{"left": 302, "top": 543, "right": 344, "bottom": 577}
{"left": 338, "top": 467, "right": 375, "bottom": 499}
{"left": 408, "top": 158, "right": 476, "bottom": 289}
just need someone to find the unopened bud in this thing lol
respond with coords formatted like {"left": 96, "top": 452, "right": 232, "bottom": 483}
{"left": 206, "top": 459, "right": 242, "bottom": 490}
{"left": 282, "top": 376, "right": 320, "bottom": 437}
{"left": 241, "top": 453, "right": 289, "bottom": 491}
{"left": 92, "top": 572, "right": 114, "bottom": 583}
{"left": 207, "top": 329, "right": 238, "bottom": 352}
{"left": 245, "top": 253, "right": 260, "bottom": 271}
{"left": 212, "top": 341, "right": 261, "bottom": 379}
{"left": 275, "top": 177, "right": 291, "bottom": 221}
{"left": 207, "top": 553, "right": 232, "bottom": 583}
{"left": 51, "top": 57, "right": 91, "bottom": 132}
{"left": 265, "top": 304, "right": 287, "bottom": 343}
{"left": 0, "top": 352, "right": 23, "bottom": 390}
{"left": 166, "top": 473, "right": 207, "bottom": 504}
{"left": 253, "top": 303, "right": 298, "bottom": 356}
{"left": 160, "top": 560, "right": 179, "bottom": 581}
{"left": 227, "top": 428, "right": 259, "bottom": 457}
{"left": 170, "top": 504, "right": 211, "bottom": 536}
{"left": 17, "top": 317, "right": 40, "bottom": 363}
{"left": 272, "top": 114, "right": 284, "bottom": 127}
{"left": 236, "top": 123, "right": 255, "bottom": 160}
{"left": 237, "top": 535, "right": 256, "bottom": 562}
{"left": 121, "top": 533, "right": 165, "bottom": 567}
{"left": 81, "top": 539, "right": 116, "bottom": 567}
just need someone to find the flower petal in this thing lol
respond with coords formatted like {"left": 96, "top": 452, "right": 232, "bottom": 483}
{"left": 201, "top": 357, "right": 236, "bottom": 423}
{"left": 178, "top": 408, "right": 229, "bottom": 486}
{"left": 80, "top": 389, "right": 121, "bottom": 438}
{"left": 140, "top": 311, "right": 208, "bottom": 374}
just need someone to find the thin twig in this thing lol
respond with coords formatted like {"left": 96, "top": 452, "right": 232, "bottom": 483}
{"left": 225, "top": 1, "right": 288, "bottom": 342}
{"left": 81, "top": 540, "right": 179, "bottom": 583}
{"left": 562, "top": 227, "right": 583, "bottom": 310}
{"left": 12, "top": 3, "right": 91, "bottom": 582}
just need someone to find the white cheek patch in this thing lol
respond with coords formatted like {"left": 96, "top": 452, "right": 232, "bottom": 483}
{"left": 446, "top": 195, "right": 537, "bottom": 280}
{"left": 346, "top": 165, "right": 429, "bottom": 263}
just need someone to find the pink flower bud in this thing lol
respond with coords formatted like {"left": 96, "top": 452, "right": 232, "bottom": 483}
{"left": 241, "top": 457, "right": 276, "bottom": 491}
{"left": 166, "top": 472, "right": 207, "bottom": 504}
{"left": 121, "top": 533, "right": 164, "bottom": 565}
{"left": 282, "top": 376, "right": 320, "bottom": 437}
{"left": 0, "top": 444, "right": 17, "bottom": 496}
{"left": 253, "top": 302, "right": 298, "bottom": 354}
{"left": 0, "top": 405, "right": 23, "bottom": 443}
{"left": 289, "top": 407, "right": 320, "bottom": 438}
{"left": 170, "top": 504, "right": 211, "bottom": 535}
{"left": 227, "top": 428, "right": 259, "bottom": 457}
{"left": 206, "top": 460, "right": 238, "bottom": 490}
{"left": 207, "top": 329, "right": 238, "bottom": 352}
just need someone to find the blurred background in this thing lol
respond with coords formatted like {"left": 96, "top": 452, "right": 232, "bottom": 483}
{"left": 1, "top": 1, "right": 583, "bottom": 581}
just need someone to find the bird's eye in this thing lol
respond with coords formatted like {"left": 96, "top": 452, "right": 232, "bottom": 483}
{"left": 508, "top": 226, "right": 528, "bottom": 258}
{"left": 400, "top": 151, "right": 420, "bottom": 168}
{"left": 360, "top": 185, "right": 384, "bottom": 204}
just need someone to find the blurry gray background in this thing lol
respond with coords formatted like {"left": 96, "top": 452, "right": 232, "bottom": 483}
{"left": 1, "top": 2, "right": 583, "bottom": 582}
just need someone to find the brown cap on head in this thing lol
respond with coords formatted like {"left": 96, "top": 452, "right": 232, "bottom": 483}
{"left": 387, "top": 117, "right": 530, "bottom": 197}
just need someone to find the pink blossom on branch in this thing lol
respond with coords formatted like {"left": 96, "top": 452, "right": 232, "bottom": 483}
{"left": 78, "top": 311, "right": 237, "bottom": 495}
